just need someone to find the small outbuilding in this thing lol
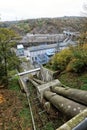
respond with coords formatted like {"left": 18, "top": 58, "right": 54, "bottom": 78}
{"left": 17, "top": 44, "right": 24, "bottom": 56}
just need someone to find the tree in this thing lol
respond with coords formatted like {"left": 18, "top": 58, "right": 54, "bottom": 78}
{"left": 0, "top": 28, "right": 20, "bottom": 87}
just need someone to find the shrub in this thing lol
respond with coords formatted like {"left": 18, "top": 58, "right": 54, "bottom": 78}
{"left": 66, "top": 58, "right": 85, "bottom": 73}
{"left": 48, "top": 43, "right": 87, "bottom": 73}
{"left": 51, "top": 48, "right": 72, "bottom": 71}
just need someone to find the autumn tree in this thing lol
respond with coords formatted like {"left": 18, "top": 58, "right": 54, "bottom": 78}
{"left": 0, "top": 28, "right": 20, "bottom": 87}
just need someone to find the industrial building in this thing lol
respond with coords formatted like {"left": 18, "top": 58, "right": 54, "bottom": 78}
{"left": 27, "top": 38, "right": 77, "bottom": 65}
{"left": 28, "top": 44, "right": 56, "bottom": 65}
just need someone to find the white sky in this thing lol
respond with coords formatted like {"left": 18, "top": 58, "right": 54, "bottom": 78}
{"left": 0, "top": 0, "right": 85, "bottom": 21}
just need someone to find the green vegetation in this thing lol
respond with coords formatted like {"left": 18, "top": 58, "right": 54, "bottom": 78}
{"left": 14, "top": 17, "right": 87, "bottom": 34}
{"left": 8, "top": 77, "right": 32, "bottom": 129}
{"left": 0, "top": 16, "right": 87, "bottom": 129}
{"left": 19, "top": 107, "right": 31, "bottom": 129}
{"left": 42, "top": 122, "right": 54, "bottom": 130}
{"left": 8, "top": 76, "right": 20, "bottom": 91}
{"left": 47, "top": 44, "right": 87, "bottom": 74}
{"left": 46, "top": 38, "right": 87, "bottom": 90}
{"left": 49, "top": 48, "right": 72, "bottom": 71}
{"left": 58, "top": 72, "right": 87, "bottom": 90}
{"left": 0, "top": 17, "right": 86, "bottom": 34}
{"left": 0, "top": 28, "right": 21, "bottom": 87}
{"left": 0, "top": 27, "right": 32, "bottom": 129}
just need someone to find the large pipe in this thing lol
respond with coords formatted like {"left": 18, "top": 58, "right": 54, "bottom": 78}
{"left": 51, "top": 86, "right": 87, "bottom": 105}
{"left": 72, "top": 118, "right": 87, "bottom": 130}
{"left": 33, "top": 78, "right": 45, "bottom": 85}
{"left": 15, "top": 68, "right": 40, "bottom": 76}
{"left": 56, "top": 108, "right": 87, "bottom": 130}
{"left": 43, "top": 91, "right": 86, "bottom": 118}
{"left": 28, "top": 77, "right": 39, "bottom": 87}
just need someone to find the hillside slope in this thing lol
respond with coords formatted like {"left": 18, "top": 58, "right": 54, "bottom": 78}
{"left": 0, "top": 17, "right": 86, "bottom": 35}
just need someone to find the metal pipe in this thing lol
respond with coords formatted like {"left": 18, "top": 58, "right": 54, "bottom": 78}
{"left": 56, "top": 108, "right": 87, "bottom": 130}
{"left": 15, "top": 68, "right": 40, "bottom": 76}
{"left": 72, "top": 118, "right": 87, "bottom": 130}
{"left": 28, "top": 77, "right": 39, "bottom": 87}
{"left": 44, "top": 91, "right": 86, "bottom": 118}
{"left": 33, "top": 78, "right": 45, "bottom": 84}
{"left": 51, "top": 86, "right": 87, "bottom": 105}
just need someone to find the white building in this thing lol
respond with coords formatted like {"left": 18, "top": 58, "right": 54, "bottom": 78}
{"left": 17, "top": 44, "right": 24, "bottom": 56}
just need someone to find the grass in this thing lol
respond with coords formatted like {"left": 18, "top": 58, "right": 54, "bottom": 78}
{"left": 58, "top": 71, "right": 87, "bottom": 90}
{"left": 19, "top": 107, "right": 31, "bottom": 129}
{"left": 8, "top": 76, "right": 20, "bottom": 92}
{"left": 9, "top": 69, "right": 17, "bottom": 76}
{"left": 8, "top": 77, "right": 32, "bottom": 129}
{"left": 42, "top": 122, "right": 54, "bottom": 130}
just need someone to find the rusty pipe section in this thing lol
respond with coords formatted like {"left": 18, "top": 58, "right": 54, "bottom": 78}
{"left": 43, "top": 91, "right": 86, "bottom": 118}
{"left": 51, "top": 86, "right": 87, "bottom": 106}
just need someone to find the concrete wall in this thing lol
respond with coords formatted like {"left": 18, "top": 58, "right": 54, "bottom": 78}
{"left": 37, "top": 79, "right": 61, "bottom": 102}
{"left": 40, "top": 66, "right": 54, "bottom": 82}
{"left": 39, "top": 66, "right": 59, "bottom": 82}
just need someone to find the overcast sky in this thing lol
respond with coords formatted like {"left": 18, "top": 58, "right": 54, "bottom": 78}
{"left": 0, "top": 0, "right": 85, "bottom": 21}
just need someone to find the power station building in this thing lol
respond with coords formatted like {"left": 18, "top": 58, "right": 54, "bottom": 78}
{"left": 28, "top": 44, "right": 56, "bottom": 65}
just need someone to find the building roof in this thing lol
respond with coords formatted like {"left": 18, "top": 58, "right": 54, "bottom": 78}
{"left": 17, "top": 44, "right": 24, "bottom": 49}
{"left": 28, "top": 40, "right": 76, "bottom": 52}
{"left": 35, "top": 54, "right": 49, "bottom": 65}
{"left": 28, "top": 43, "right": 57, "bottom": 52}
{"left": 46, "top": 49, "right": 55, "bottom": 56}
{"left": 19, "top": 33, "right": 64, "bottom": 43}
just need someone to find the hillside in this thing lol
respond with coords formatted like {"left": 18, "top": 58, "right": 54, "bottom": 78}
{"left": 58, "top": 72, "right": 87, "bottom": 90}
{"left": 0, "top": 17, "right": 86, "bottom": 35}
{"left": 0, "top": 78, "right": 32, "bottom": 130}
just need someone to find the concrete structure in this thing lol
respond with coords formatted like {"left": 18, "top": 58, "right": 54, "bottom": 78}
{"left": 56, "top": 108, "right": 87, "bottom": 130}
{"left": 18, "top": 65, "right": 87, "bottom": 130}
{"left": 17, "top": 32, "right": 79, "bottom": 46}
{"left": 17, "top": 44, "right": 24, "bottom": 56}
{"left": 63, "top": 31, "right": 80, "bottom": 37}
{"left": 18, "top": 34, "right": 65, "bottom": 45}
{"left": 37, "top": 79, "right": 61, "bottom": 102}
{"left": 28, "top": 39, "right": 76, "bottom": 65}
{"left": 40, "top": 66, "right": 57, "bottom": 82}
{"left": 73, "top": 118, "right": 87, "bottom": 130}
